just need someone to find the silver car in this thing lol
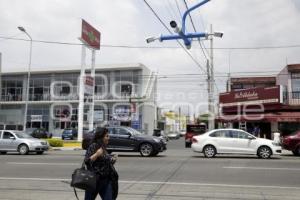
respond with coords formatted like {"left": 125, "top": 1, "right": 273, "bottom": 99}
{"left": 0, "top": 130, "right": 49, "bottom": 155}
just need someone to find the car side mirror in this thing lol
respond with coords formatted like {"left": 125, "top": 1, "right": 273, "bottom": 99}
{"left": 127, "top": 133, "right": 132, "bottom": 138}
{"left": 248, "top": 135, "right": 255, "bottom": 140}
{"left": 10, "top": 137, "right": 15, "bottom": 140}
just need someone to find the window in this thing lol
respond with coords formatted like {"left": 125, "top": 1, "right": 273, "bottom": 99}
{"left": 229, "top": 131, "right": 238, "bottom": 138}
{"left": 3, "top": 132, "right": 14, "bottom": 139}
{"left": 121, "top": 84, "right": 132, "bottom": 95}
{"left": 107, "top": 128, "right": 115, "bottom": 135}
{"left": 115, "top": 128, "right": 129, "bottom": 135}
{"left": 291, "top": 73, "right": 300, "bottom": 98}
{"left": 210, "top": 130, "right": 229, "bottom": 138}
{"left": 237, "top": 131, "right": 248, "bottom": 139}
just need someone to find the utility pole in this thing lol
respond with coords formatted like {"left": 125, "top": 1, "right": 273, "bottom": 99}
{"left": 0, "top": 53, "right": 2, "bottom": 102}
{"left": 178, "top": 107, "right": 181, "bottom": 130}
{"left": 145, "top": 1, "right": 222, "bottom": 130}
{"left": 18, "top": 26, "right": 32, "bottom": 131}
{"left": 208, "top": 24, "right": 215, "bottom": 130}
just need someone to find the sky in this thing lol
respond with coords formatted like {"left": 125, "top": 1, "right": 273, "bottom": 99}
{"left": 1, "top": 0, "right": 300, "bottom": 115}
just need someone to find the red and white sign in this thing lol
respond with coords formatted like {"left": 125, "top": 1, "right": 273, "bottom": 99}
{"left": 81, "top": 19, "right": 101, "bottom": 50}
{"left": 84, "top": 76, "right": 94, "bottom": 95}
{"left": 219, "top": 86, "right": 283, "bottom": 107}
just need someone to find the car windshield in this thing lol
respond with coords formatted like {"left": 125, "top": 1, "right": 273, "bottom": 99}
{"left": 287, "top": 131, "right": 300, "bottom": 136}
{"left": 127, "top": 127, "right": 142, "bottom": 135}
{"left": 15, "top": 132, "right": 33, "bottom": 139}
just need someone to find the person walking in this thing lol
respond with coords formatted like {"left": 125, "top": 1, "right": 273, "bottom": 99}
{"left": 252, "top": 125, "right": 261, "bottom": 137}
{"left": 84, "top": 127, "right": 118, "bottom": 200}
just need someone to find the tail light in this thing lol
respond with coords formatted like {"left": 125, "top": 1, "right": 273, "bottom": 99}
{"left": 283, "top": 137, "right": 291, "bottom": 144}
{"left": 185, "top": 132, "right": 193, "bottom": 140}
{"left": 192, "top": 137, "right": 198, "bottom": 143}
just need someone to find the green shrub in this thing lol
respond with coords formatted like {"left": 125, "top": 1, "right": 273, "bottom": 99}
{"left": 46, "top": 139, "right": 63, "bottom": 147}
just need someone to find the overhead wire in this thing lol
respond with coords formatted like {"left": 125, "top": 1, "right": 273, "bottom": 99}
{"left": 175, "top": 0, "right": 183, "bottom": 21}
{"left": 1, "top": 36, "right": 300, "bottom": 50}
{"left": 182, "top": 0, "right": 209, "bottom": 59}
{"left": 182, "top": 0, "right": 220, "bottom": 93}
{"left": 142, "top": 0, "right": 207, "bottom": 74}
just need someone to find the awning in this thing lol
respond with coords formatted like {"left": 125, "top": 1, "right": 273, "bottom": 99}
{"left": 217, "top": 112, "right": 300, "bottom": 122}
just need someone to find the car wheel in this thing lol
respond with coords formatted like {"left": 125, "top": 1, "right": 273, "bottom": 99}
{"left": 203, "top": 145, "right": 216, "bottom": 158}
{"left": 140, "top": 143, "right": 153, "bottom": 157}
{"left": 18, "top": 144, "right": 29, "bottom": 155}
{"left": 258, "top": 146, "right": 272, "bottom": 159}
{"left": 36, "top": 151, "right": 44, "bottom": 155}
{"left": 0, "top": 151, "right": 7, "bottom": 155}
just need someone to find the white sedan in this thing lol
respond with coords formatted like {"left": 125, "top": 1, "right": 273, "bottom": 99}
{"left": 191, "top": 128, "right": 281, "bottom": 159}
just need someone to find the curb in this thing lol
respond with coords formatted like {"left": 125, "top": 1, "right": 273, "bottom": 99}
{"left": 50, "top": 147, "right": 83, "bottom": 151}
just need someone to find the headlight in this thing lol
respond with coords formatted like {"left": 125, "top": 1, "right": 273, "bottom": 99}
{"left": 153, "top": 138, "right": 161, "bottom": 143}
{"left": 272, "top": 142, "right": 281, "bottom": 146}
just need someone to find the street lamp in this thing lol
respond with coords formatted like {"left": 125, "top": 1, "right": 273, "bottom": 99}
{"left": 18, "top": 26, "right": 32, "bottom": 131}
{"left": 207, "top": 25, "right": 223, "bottom": 130}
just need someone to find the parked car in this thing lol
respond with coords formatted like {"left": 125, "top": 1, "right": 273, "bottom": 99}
{"left": 62, "top": 128, "right": 78, "bottom": 140}
{"left": 179, "top": 130, "right": 186, "bottom": 137}
{"left": 282, "top": 131, "right": 300, "bottom": 156}
{"left": 82, "top": 126, "right": 167, "bottom": 157}
{"left": 185, "top": 123, "right": 207, "bottom": 148}
{"left": 167, "top": 132, "right": 180, "bottom": 139}
{"left": 27, "top": 128, "right": 52, "bottom": 139}
{"left": 191, "top": 128, "right": 282, "bottom": 159}
{"left": 153, "top": 129, "right": 169, "bottom": 141}
{"left": 0, "top": 130, "right": 49, "bottom": 155}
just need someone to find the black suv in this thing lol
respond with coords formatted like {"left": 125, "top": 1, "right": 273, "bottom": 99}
{"left": 82, "top": 126, "right": 167, "bottom": 157}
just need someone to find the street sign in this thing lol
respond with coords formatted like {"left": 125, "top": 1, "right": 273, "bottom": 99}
{"left": 81, "top": 19, "right": 101, "bottom": 50}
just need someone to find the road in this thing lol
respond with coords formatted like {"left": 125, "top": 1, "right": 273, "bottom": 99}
{"left": 0, "top": 138, "right": 299, "bottom": 200}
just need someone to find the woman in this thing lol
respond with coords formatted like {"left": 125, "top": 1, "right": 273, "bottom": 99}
{"left": 84, "top": 127, "right": 118, "bottom": 200}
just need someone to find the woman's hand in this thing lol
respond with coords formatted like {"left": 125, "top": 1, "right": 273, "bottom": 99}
{"left": 111, "top": 154, "right": 118, "bottom": 164}
{"left": 90, "top": 148, "right": 104, "bottom": 161}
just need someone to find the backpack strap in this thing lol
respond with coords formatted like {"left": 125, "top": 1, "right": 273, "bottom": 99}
{"left": 73, "top": 187, "right": 80, "bottom": 200}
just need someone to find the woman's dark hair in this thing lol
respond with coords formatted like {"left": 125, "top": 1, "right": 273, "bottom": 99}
{"left": 93, "top": 127, "right": 108, "bottom": 144}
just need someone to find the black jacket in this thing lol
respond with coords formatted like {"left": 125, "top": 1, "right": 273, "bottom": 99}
{"left": 84, "top": 143, "right": 119, "bottom": 199}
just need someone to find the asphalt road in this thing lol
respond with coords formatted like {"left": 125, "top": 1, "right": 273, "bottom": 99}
{"left": 0, "top": 138, "right": 300, "bottom": 200}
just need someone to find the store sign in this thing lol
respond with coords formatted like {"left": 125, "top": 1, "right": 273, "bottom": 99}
{"left": 113, "top": 106, "right": 131, "bottom": 121}
{"left": 219, "top": 86, "right": 282, "bottom": 107}
{"left": 81, "top": 19, "right": 101, "bottom": 50}
{"left": 84, "top": 75, "right": 94, "bottom": 95}
{"left": 31, "top": 115, "right": 42, "bottom": 122}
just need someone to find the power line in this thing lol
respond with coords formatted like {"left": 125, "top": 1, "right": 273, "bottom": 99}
{"left": 175, "top": 0, "right": 183, "bottom": 21}
{"left": 143, "top": 0, "right": 207, "bottom": 74}
{"left": 1, "top": 35, "right": 300, "bottom": 50}
{"left": 182, "top": 0, "right": 209, "bottom": 59}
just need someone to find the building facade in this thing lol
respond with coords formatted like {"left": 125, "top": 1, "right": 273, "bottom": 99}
{"left": 0, "top": 63, "right": 157, "bottom": 136}
{"left": 218, "top": 64, "right": 300, "bottom": 138}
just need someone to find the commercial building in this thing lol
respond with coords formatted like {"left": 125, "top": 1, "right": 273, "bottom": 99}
{"left": 0, "top": 63, "right": 157, "bottom": 136}
{"left": 218, "top": 64, "right": 300, "bottom": 138}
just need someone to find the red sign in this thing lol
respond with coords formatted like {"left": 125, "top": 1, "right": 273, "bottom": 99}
{"left": 219, "top": 86, "right": 282, "bottom": 107}
{"left": 81, "top": 19, "right": 100, "bottom": 49}
{"left": 84, "top": 76, "right": 94, "bottom": 95}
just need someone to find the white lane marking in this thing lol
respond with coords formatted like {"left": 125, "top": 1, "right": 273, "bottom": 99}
{"left": 223, "top": 166, "right": 300, "bottom": 171}
{"left": 0, "top": 177, "right": 299, "bottom": 190}
{"left": 6, "top": 162, "right": 79, "bottom": 166}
